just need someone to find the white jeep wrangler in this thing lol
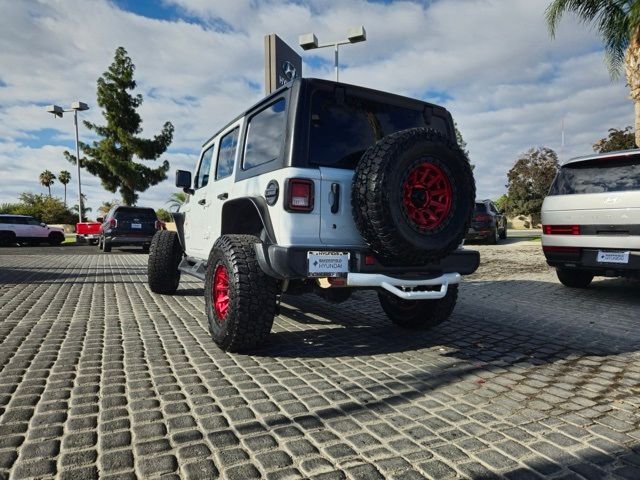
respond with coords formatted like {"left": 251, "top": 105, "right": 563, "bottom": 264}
{"left": 148, "top": 78, "right": 479, "bottom": 352}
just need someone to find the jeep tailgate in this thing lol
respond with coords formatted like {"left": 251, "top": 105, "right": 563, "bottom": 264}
{"left": 318, "top": 167, "right": 366, "bottom": 247}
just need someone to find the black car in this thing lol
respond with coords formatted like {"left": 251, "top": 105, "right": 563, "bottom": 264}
{"left": 465, "top": 199, "right": 507, "bottom": 244}
{"left": 98, "top": 206, "right": 161, "bottom": 252}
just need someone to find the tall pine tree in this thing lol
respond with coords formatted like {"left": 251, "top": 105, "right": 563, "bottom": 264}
{"left": 65, "top": 47, "right": 174, "bottom": 205}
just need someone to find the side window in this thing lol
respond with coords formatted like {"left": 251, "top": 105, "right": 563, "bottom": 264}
{"left": 27, "top": 218, "right": 41, "bottom": 225}
{"left": 243, "top": 98, "right": 286, "bottom": 170}
{"left": 195, "top": 144, "right": 215, "bottom": 189}
{"left": 216, "top": 127, "right": 239, "bottom": 180}
{"left": 12, "top": 217, "right": 27, "bottom": 225}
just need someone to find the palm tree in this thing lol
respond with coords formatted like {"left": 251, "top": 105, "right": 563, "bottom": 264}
{"left": 166, "top": 192, "right": 187, "bottom": 211}
{"left": 546, "top": 0, "right": 640, "bottom": 146}
{"left": 71, "top": 193, "right": 91, "bottom": 221}
{"left": 98, "top": 200, "right": 119, "bottom": 217}
{"left": 58, "top": 170, "right": 71, "bottom": 206}
{"left": 39, "top": 170, "right": 56, "bottom": 196}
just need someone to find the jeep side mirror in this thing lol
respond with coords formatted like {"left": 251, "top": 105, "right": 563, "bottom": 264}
{"left": 97, "top": 217, "right": 104, "bottom": 223}
{"left": 40, "top": 222, "right": 46, "bottom": 227}
{"left": 176, "top": 170, "right": 194, "bottom": 194}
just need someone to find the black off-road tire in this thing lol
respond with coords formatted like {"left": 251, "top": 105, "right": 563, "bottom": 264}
{"left": 352, "top": 128, "right": 475, "bottom": 264}
{"left": 205, "top": 235, "right": 277, "bottom": 352}
{"left": 148, "top": 231, "right": 183, "bottom": 294}
{"left": 379, "top": 284, "right": 458, "bottom": 329}
{"left": 103, "top": 239, "right": 112, "bottom": 252}
{"left": 48, "top": 232, "right": 64, "bottom": 246}
{"left": 556, "top": 268, "right": 593, "bottom": 289}
{"left": 488, "top": 226, "right": 499, "bottom": 245}
{"left": 499, "top": 226, "right": 507, "bottom": 240}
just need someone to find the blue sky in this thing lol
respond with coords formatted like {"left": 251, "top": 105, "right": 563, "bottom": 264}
{"left": 0, "top": 0, "right": 632, "bottom": 215}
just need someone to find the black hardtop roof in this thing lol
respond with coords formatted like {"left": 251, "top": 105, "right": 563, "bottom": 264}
{"left": 202, "top": 78, "right": 446, "bottom": 147}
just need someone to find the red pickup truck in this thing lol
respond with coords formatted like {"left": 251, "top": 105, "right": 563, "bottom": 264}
{"left": 76, "top": 222, "right": 101, "bottom": 245}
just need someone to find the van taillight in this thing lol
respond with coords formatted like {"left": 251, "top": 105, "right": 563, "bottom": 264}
{"left": 109, "top": 218, "right": 117, "bottom": 228}
{"left": 474, "top": 213, "right": 492, "bottom": 222}
{"left": 543, "top": 225, "right": 580, "bottom": 235}
{"left": 154, "top": 220, "right": 162, "bottom": 230}
{"left": 286, "top": 178, "right": 314, "bottom": 212}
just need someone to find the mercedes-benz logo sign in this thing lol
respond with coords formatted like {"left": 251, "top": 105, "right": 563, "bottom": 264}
{"left": 281, "top": 61, "right": 297, "bottom": 81}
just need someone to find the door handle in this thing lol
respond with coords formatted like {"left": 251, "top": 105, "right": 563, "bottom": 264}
{"left": 217, "top": 193, "right": 228, "bottom": 200}
{"left": 198, "top": 198, "right": 206, "bottom": 205}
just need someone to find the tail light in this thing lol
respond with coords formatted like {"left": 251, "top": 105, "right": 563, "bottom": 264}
{"left": 543, "top": 225, "right": 580, "bottom": 235}
{"left": 154, "top": 220, "right": 162, "bottom": 230}
{"left": 474, "top": 213, "right": 492, "bottom": 222}
{"left": 109, "top": 218, "right": 117, "bottom": 228}
{"left": 286, "top": 178, "right": 314, "bottom": 212}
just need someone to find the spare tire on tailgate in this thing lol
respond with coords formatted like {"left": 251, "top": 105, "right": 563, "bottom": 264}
{"left": 352, "top": 127, "right": 475, "bottom": 264}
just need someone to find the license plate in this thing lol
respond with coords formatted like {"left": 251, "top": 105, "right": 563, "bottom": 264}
{"left": 597, "top": 250, "right": 629, "bottom": 264}
{"left": 131, "top": 223, "right": 142, "bottom": 229}
{"left": 307, "top": 251, "right": 350, "bottom": 277}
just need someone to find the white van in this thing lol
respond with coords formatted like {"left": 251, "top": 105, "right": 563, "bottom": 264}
{"left": 541, "top": 149, "right": 640, "bottom": 288}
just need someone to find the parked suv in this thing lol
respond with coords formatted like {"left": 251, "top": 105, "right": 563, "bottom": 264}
{"left": 465, "top": 199, "right": 507, "bottom": 244}
{"left": 542, "top": 149, "right": 640, "bottom": 287}
{"left": 98, "top": 206, "right": 161, "bottom": 252}
{"left": 148, "top": 78, "right": 479, "bottom": 352}
{"left": 0, "top": 214, "right": 65, "bottom": 246}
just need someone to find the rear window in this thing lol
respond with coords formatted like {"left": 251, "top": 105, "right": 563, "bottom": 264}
{"left": 549, "top": 156, "right": 640, "bottom": 195}
{"left": 474, "top": 203, "right": 487, "bottom": 213}
{"left": 308, "top": 90, "right": 447, "bottom": 169}
{"left": 114, "top": 208, "right": 156, "bottom": 220}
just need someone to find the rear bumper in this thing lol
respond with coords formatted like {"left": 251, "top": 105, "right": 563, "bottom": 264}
{"left": 544, "top": 247, "right": 640, "bottom": 276}
{"left": 255, "top": 244, "right": 480, "bottom": 280}
{"left": 106, "top": 235, "right": 153, "bottom": 246}
{"left": 347, "top": 272, "right": 460, "bottom": 300}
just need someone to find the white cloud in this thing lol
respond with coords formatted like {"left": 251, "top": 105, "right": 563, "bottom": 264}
{"left": 0, "top": 0, "right": 634, "bottom": 215}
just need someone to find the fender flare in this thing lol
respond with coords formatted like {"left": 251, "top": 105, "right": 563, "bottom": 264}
{"left": 221, "top": 196, "right": 277, "bottom": 245}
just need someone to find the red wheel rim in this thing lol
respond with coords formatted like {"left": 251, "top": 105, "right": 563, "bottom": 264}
{"left": 213, "top": 264, "right": 229, "bottom": 320}
{"left": 402, "top": 162, "right": 452, "bottom": 230}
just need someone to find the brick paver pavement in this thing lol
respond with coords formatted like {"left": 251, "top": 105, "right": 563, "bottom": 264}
{"left": 0, "top": 249, "right": 639, "bottom": 479}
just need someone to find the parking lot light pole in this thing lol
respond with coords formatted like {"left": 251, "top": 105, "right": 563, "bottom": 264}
{"left": 46, "top": 102, "right": 89, "bottom": 224}
{"left": 299, "top": 26, "right": 366, "bottom": 82}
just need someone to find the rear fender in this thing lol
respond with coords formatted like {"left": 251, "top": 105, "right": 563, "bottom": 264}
{"left": 221, "top": 197, "right": 277, "bottom": 245}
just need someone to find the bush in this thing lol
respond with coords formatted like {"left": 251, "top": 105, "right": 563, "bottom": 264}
{"left": 0, "top": 193, "right": 77, "bottom": 224}
{"left": 156, "top": 208, "right": 173, "bottom": 222}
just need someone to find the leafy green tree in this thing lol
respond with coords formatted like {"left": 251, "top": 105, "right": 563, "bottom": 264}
{"left": 166, "top": 191, "right": 186, "bottom": 211}
{"left": 454, "top": 122, "right": 474, "bottom": 171}
{"left": 506, "top": 147, "right": 559, "bottom": 225}
{"left": 39, "top": 170, "right": 56, "bottom": 196}
{"left": 65, "top": 47, "right": 174, "bottom": 205}
{"left": 0, "top": 193, "right": 75, "bottom": 224}
{"left": 58, "top": 170, "right": 71, "bottom": 206}
{"left": 593, "top": 126, "right": 636, "bottom": 152}
{"left": 546, "top": 0, "right": 640, "bottom": 147}
{"left": 156, "top": 208, "right": 173, "bottom": 222}
{"left": 494, "top": 194, "right": 508, "bottom": 213}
